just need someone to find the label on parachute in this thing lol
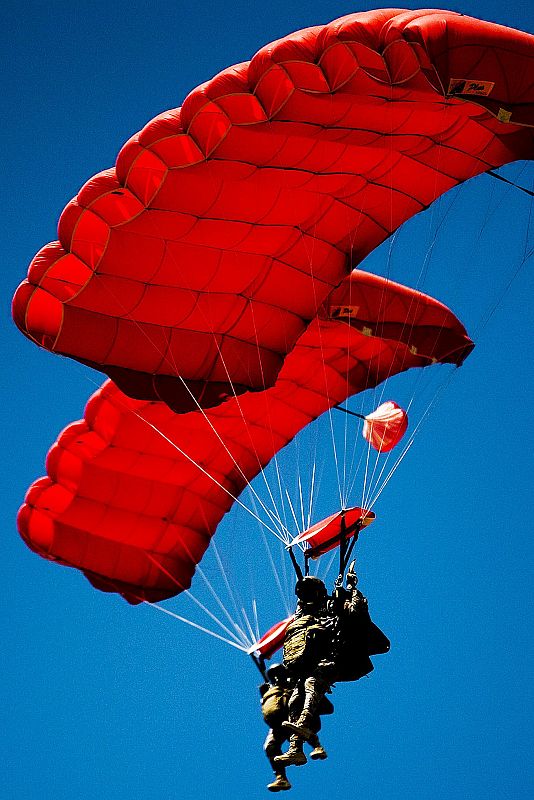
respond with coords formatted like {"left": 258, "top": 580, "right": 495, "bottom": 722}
{"left": 289, "top": 507, "right": 375, "bottom": 559}
{"left": 448, "top": 78, "right": 495, "bottom": 97}
{"left": 330, "top": 305, "right": 360, "bottom": 319}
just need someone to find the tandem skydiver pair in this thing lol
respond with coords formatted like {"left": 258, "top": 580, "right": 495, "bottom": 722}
{"left": 259, "top": 561, "right": 390, "bottom": 792}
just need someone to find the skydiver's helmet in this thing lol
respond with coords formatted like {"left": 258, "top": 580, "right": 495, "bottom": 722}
{"left": 266, "top": 662, "right": 287, "bottom": 686}
{"left": 295, "top": 576, "right": 328, "bottom": 606}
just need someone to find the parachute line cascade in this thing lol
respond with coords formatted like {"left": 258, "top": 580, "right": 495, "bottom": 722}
{"left": 12, "top": 8, "right": 533, "bottom": 647}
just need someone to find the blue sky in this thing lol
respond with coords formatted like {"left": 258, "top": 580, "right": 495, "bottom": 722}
{"left": 2, "top": 2, "right": 533, "bottom": 799}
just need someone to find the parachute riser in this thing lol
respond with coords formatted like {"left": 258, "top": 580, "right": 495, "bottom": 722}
{"left": 303, "top": 518, "right": 363, "bottom": 561}
{"left": 250, "top": 652, "right": 267, "bottom": 681}
{"left": 288, "top": 546, "right": 304, "bottom": 581}
{"left": 342, "top": 530, "right": 359, "bottom": 575}
{"left": 287, "top": 513, "right": 363, "bottom": 582}
{"left": 336, "top": 512, "right": 360, "bottom": 588}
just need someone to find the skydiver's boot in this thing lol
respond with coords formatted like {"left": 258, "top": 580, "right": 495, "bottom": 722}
{"left": 282, "top": 717, "right": 314, "bottom": 741}
{"left": 282, "top": 676, "right": 328, "bottom": 741}
{"left": 267, "top": 774, "right": 292, "bottom": 792}
{"left": 274, "top": 735, "right": 307, "bottom": 767}
{"left": 308, "top": 732, "right": 328, "bottom": 761}
{"left": 265, "top": 731, "right": 291, "bottom": 788}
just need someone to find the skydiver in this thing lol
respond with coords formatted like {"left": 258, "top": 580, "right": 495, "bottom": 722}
{"left": 274, "top": 575, "right": 336, "bottom": 768}
{"left": 260, "top": 662, "right": 293, "bottom": 792}
{"left": 276, "top": 564, "right": 389, "bottom": 767}
{"left": 260, "top": 661, "right": 331, "bottom": 792}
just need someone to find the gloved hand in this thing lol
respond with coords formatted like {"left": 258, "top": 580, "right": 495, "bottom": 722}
{"left": 346, "top": 559, "right": 358, "bottom": 589}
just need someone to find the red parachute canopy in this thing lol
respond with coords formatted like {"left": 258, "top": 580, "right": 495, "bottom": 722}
{"left": 289, "top": 507, "right": 375, "bottom": 559}
{"left": 18, "top": 270, "right": 472, "bottom": 602}
{"left": 13, "top": 9, "right": 534, "bottom": 602}
{"left": 363, "top": 401, "right": 409, "bottom": 453}
{"left": 12, "top": 9, "right": 534, "bottom": 413}
{"left": 247, "top": 616, "right": 294, "bottom": 660}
